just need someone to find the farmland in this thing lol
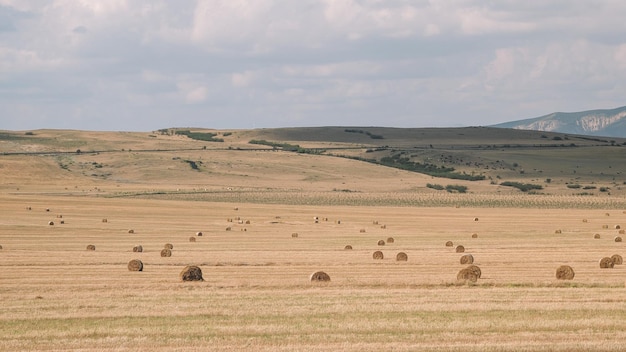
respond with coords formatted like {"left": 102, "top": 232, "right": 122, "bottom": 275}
{"left": 1, "top": 127, "right": 626, "bottom": 351}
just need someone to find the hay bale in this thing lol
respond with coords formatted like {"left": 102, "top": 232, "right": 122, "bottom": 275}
{"left": 606, "top": 213, "right": 611, "bottom": 216}
{"left": 102, "top": 218, "right": 108, "bottom": 223}
{"left": 0, "top": 245, "right": 3, "bottom": 249}
{"left": 602, "top": 225, "right": 609, "bottom": 229}
{"left": 445, "top": 241, "right": 453, "bottom": 247}
{"left": 56, "top": 214, "right": 62, "bottom": 218}
{"left": 196, "top": 231, "right": 203, "bottom": 236}
{"left": 555, "top": 265, "right": 575, "bottom": 280}
{"left": 455, "top": 245, "right": 465, "bottom": 253}
{"left": 615, "top": 236, "right": 623, "bottom": 242}
{"left": 466, "top": 264, "right": 482, "bottom": 278}
{"left": 473, "top": 217, "right": 479, "bottom": 221}
{"left": 86, "top": 244, "right": 96, "bottom": 251}
{"left": 381, "top": 224, "right": 386, "bottom": 229}
{"left": 180, "top": 265, "right": 203, "bottom": 281}
{"left": 457, "top": 268, "right": 478, "bottom": 282}
{"left": 373, "top": 220, "right": 379, "bottom": 225}
{"left": 377, "top": 240, "right": 385, "bottom": 246}
{"left": 128, "top": 229, "right": 134, "bottom": 234}
{"left": 619, "top": 229, "right": 625, "bottom": 235}
{"left": 611, "top": 254, "right": 623, "bottom": 265}
{"left": 132, "top": 245, "right": 143, "bottom": 252}
{"left": 396, "top": 252, "right": 408, "bottom": 261}
{"left": 582, "top": 219, "right": 588, "bottom": 223}
{"left": 127, "top": 259, "right": 143, "bottom": 272}
{"left": 615, "top": 225, "right": 621, "bottom": 230}
{"left": 460, "top": 254, "right": 474, "bottom": 265}
{"left": 594, "top": 233, "right": 601, "bottom": 239}
{"left": 292, "top": 233, "right": 298, "bottom": 238}
{"left": 599, "top": 257, "right": 614, "bottom": 268}
{"left": 164, "top": 243, "right": 173, "bottom": 249}
{"left": 471, "top": 233, "right": 478, "bottom": 238}
{"left": 373, "top": 251, "right": 384, "bottom": 260}
{"left": 344, "top": 245, "right": 352, "bottom": 250}
{"left": 46, "top": 208, "right": 50, "bottom": 212}
{"left": 160, "top": 248, "right": 172, "bottom": 257}
{"left": 310, "top": 271, "right": 330, "bottom": 282}
{"left": 245, "top": 220, "right": 250, "bottom": 224}
{"left": 336, "top": 220, "right": 341, "bottom": 224}
{"left": 48, "top": 221, "right": 54, "bottom": 226}
{"left": 360, "top": 229, "right": 366, "bottom": 233}
{"left": 60, "top": 220, "right": 65, "bottom": 224}
{"left": 554, "top": 229, "right": 562, "bottom": 234}
{"left": 387, "top": 237, "right": 395, "bottom": 244}
{"left": 189, "top": 237, "right": 196, "bottom": 242}
{"left": 226, "top": 227, "right": 232, "bottom": 231}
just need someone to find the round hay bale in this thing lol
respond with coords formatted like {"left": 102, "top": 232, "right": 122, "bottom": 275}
{"left": 56, "top": 214, "right": 62, "bottom": 218}
{"left": 189, "top": 236, "right": 196, "bottom": 242}
{"left": 180, "top": 265, "right": 203, "bottom": 281}
{"left": 127, "top": 259, "right": 143, "bottom": 272}
{"left": 594, "top": 233, "right": 601, "bottom": 239}
{"left": 445, "top": 241, "right": 453, "bottom": 247}
{"left": 555, "top": 265, "right": 575, "bottom": 280}
{"left": 606, "top": 213, "right": 611, "bottom": 216}
{"left": 372, "top": 251, "right": 384, "bottom": 260}
{"left": 611, "top": 254, "right": 623, "bottom": 265}
{"left": 196, "top": 232, "right": 203, "bottom": 236}
{"left": 245, "top": 220, "right": 250, "bottom": 224}
{"left": 615, "top": 236, "right": 623, "bottom": 242}
{"left": 471, "top": 233, "right": 478, "bottom": 238}
{"left": 602, "top": 225, "right": 609, "bottom": 229}
{"left": 460, "top": 254, "right": 474, "bottom": 265}
{"left": 615, "top": 225, "right": 621, "bottom": 230}
{"left": 381, "top": 224, "right": 387, "bottom": 229}
{"left": 0, "top": 245, "right": 3, "bottom": 249}
{"left": 599, "top": 257, "right": 614, "bottom": 268}
{"left": 60, "top": 220, "right": 65, "bottom": 224}
{"left": 377, "top": 240, "right": 385, "bottom": 246}
{"left": 344, "top": 245, "right": 352, "bottom": 250}
{"left": 46, "top": 208, "right": 50, "bottom": 212}
{"left": 102, "top": 218, "right": 108, "bottom": 223}
{"left": 396, "top": 252, "right": 408, "bottom": 261}
{"left": 48, "top": 221, "right": 54, "bottom": 226}
{"left": 582, "top": 219, "right": 588, "bottom": 223}
{"left": 226, "top": 227, "right": 232, "bottom": 231}
{"left": 86, "top": 244, "right": 96, "bottom": 251}
{"left": 292, "top": 233, "right": 298, "bottom": 238}
{"left": 310, "top": 271, "right": 331, "bottom": 282}
{"left": 387, "top": 237, "right": 395, "bottom": 244}
{"left": 619, "top": 229, "right": 625, "bottom": 235}
{"left": 466, "top": 264, "right": 482, "bottom": 278}
{"left": 457, "top": 268, "right": 478, "bottom": 282}
{"left": 128, "top": 229, "right": 134, "bottom": 234}
{"left": 360, "top": 229, "right": 366, "bottom": 233}
{"left": 164, "top": 243, "right": 173, "bottom": 249}
{"left": 455, "top": 245, "right": 465, "bottom": 253}
{"left": 554, "top": 229, "right": 562, "bottom": 234}
{"left": 160, "top": 248, "right": 172, "bottom": 257}
{"left": 473, "top": 217, "right": 479, "bottom": 221}
{"left": 132, "top": 245, "right": 143, "bottom": 252}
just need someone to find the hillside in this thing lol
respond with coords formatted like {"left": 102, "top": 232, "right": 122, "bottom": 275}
{"left": 492, "top": 106, "right": 626, "bottom": 137}
{"left": 1, "top": 127, "right": 626, "bottom": 203}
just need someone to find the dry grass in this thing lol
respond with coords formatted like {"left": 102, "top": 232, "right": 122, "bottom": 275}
{"left": 3, "top": 127, "right": 626, "bottom": 351}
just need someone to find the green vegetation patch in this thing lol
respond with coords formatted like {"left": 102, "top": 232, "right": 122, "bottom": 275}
{"left": 500, "top": 181, "right": 543, "bottom": 192}
{"left": 344, "top": 129, "right": 384, "bottom": 139}
{"left": 175, "top": 130, "right": 224, "bottom": 142}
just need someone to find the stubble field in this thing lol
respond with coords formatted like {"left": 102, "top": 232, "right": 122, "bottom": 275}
{"left": 2, "top": 128, "right": 626, "bottom": 351}
{"left": 2, "top": 193, "right": 626, "bottom": 351}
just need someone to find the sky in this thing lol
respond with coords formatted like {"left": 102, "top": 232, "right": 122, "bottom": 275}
{"left": 1, "top": 1, "right": 626, "bottom": 132}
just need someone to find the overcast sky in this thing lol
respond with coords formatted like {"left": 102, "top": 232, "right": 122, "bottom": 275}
{"left": 1, "top": 1, "right": 626, "bottom": 131}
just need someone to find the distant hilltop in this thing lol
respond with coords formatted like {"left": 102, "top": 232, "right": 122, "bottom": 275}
{"left": 491, "top": 106, "right": 626, "bottom": 137}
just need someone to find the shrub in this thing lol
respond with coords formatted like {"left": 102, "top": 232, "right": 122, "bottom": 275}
{"left": 500, "top": 181, "right": 543, "bottom": 192}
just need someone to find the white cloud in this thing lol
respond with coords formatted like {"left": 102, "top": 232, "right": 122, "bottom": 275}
{"left": 2, "top": 1, "right": 626, "bottom": 130}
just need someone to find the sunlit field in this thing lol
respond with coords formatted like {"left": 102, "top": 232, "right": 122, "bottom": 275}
{"left": 1, "top": 128, "right": 626, "bottom": 351}
{"left": 2, "top": 193, "right": 626, "bottom": 351}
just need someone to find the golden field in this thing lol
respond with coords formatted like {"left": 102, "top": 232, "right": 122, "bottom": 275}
{"left": 1, "top": 128, "right": 626, "bottom": 351}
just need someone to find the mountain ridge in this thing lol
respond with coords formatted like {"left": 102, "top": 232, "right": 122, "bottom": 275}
{"left": 491, "top": 106, "right": 626, "bottom": 137}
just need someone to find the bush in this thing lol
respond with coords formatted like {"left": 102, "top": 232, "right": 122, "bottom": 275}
{"left": 445, "top": 185, "right": 468, "bottom": 193}
{"left": 426, "top": 183, "right": 445, "bottom": 190}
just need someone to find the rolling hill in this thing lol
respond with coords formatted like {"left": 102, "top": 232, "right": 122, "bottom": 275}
{"left": 491, "top": 106, "right": 626, "bottom": 137}
{"left": 1, "top": 127, "right": 626, "bottom": 202}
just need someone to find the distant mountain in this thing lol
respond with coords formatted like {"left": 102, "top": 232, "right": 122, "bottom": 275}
{"left": 491, "top": 106, "right": 626, "bottom": 137}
